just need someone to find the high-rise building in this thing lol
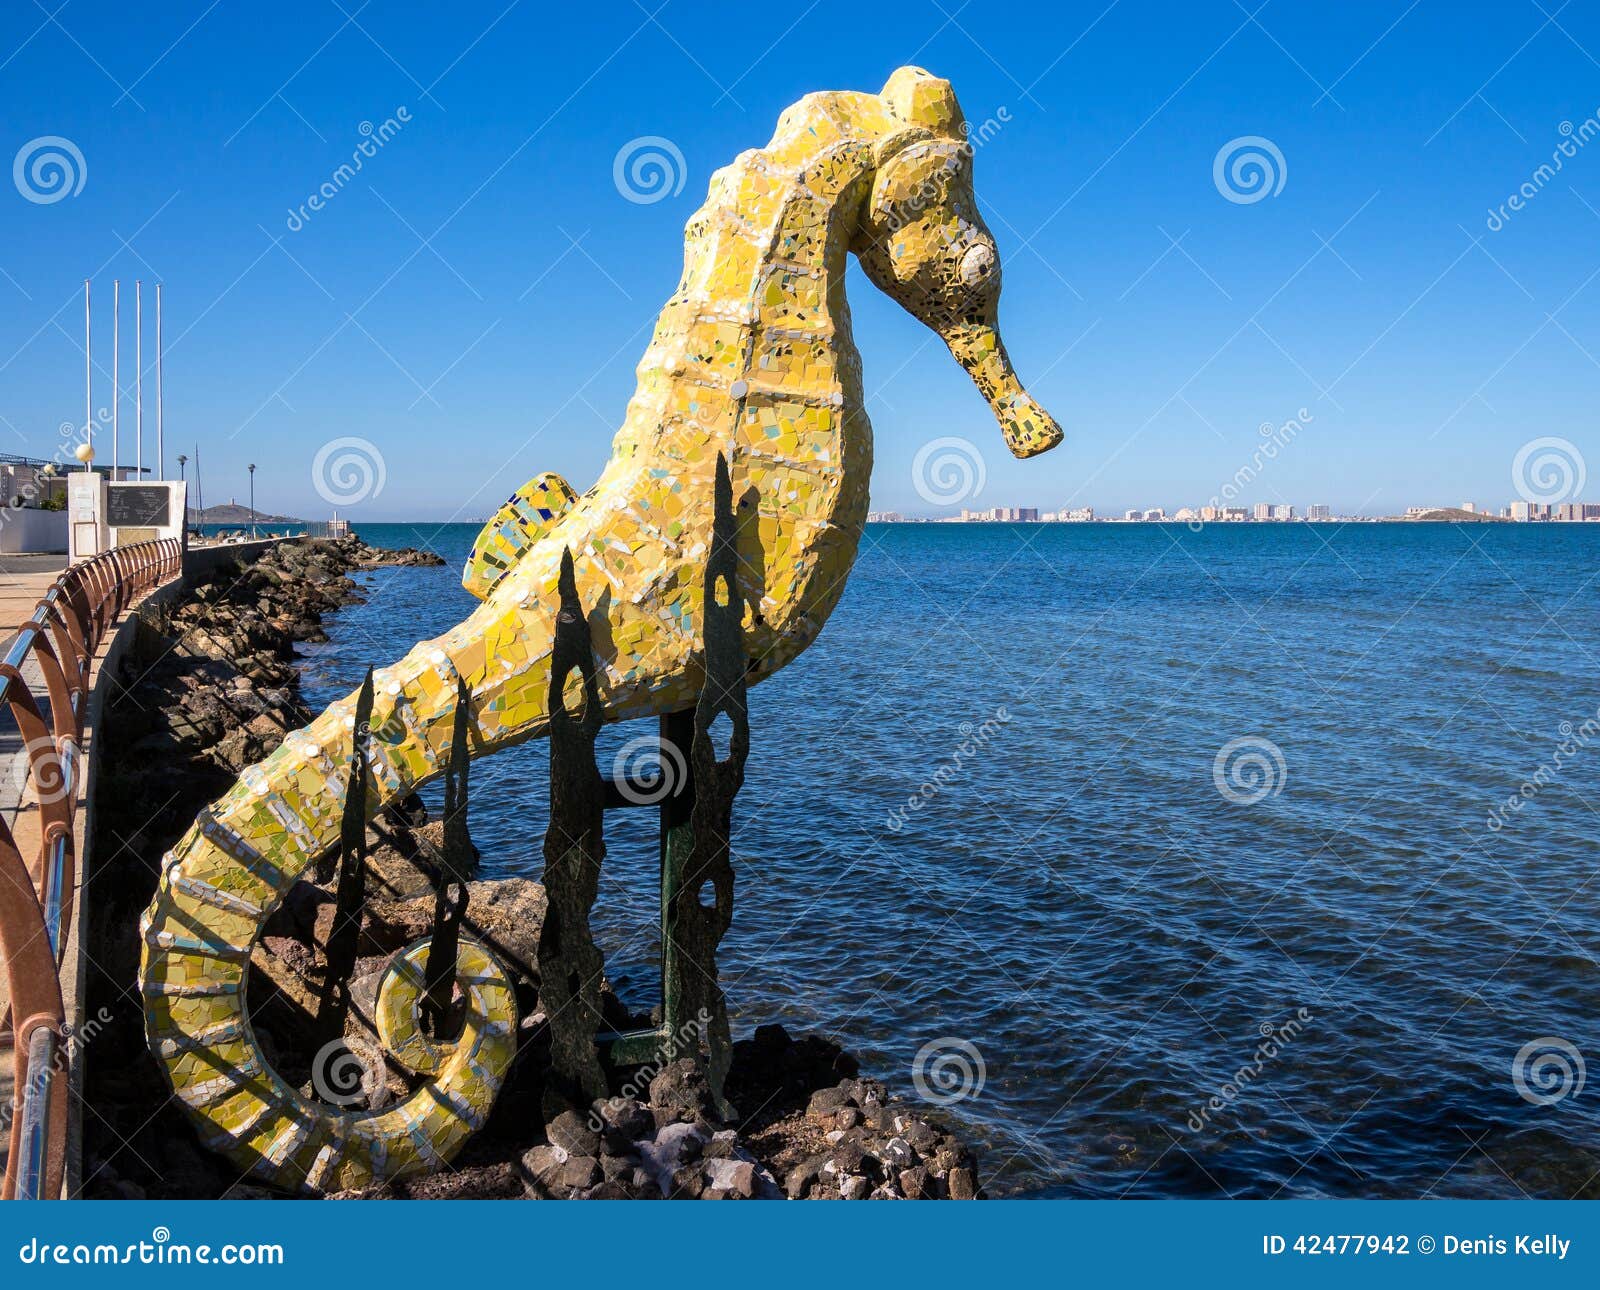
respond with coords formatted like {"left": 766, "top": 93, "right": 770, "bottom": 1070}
{"left": 1252, "top": 502, "right": 1273, "bottom": 521}
{"left": 1306, "top": 504, "right": 1331, "bottom": 521}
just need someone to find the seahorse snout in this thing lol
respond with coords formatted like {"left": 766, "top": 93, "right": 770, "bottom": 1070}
{"left": 992, "top": 388, "right": 1064, "bottom": 459}
{"left": 941, "top": 320, "right": 1064, "bottom": 459}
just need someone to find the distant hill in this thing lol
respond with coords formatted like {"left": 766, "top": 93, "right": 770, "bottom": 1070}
{"left": 188, "top": 503, "right": 301, "bottom": 524}
{"left": 1406, "top": 507, "right": 1509, "bottom": 523}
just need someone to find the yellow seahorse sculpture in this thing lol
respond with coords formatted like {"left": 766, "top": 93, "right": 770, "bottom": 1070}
{"left": 140, "top": 66, "right": 1063, "bottom": 1193}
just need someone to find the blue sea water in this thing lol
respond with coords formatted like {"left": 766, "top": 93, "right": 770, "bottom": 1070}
{"left": 296, "top": 520, "right": 1600, "bottom": 1199}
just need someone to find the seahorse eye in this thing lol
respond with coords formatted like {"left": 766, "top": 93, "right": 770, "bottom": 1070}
{"left": 959, "top": 242, "right": 995, "bottom": 286}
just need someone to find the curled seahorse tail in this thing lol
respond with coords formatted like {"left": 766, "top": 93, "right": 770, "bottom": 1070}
{"left": 138, "top": 667, "right": 520, "bottom": 1194}
{"left": 140, "top": 839, "right": 517, "bottom": 1193}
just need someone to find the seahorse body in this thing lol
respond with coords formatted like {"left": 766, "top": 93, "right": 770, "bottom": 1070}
{"left": 140, "top": 66, "right": 1063, "bottom": 1193}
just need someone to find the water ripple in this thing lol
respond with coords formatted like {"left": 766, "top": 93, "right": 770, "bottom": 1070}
{"left": 301, "top": 521, "right": 1600, "bottom": 1198}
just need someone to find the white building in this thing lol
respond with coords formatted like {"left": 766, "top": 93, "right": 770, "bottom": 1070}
{"left": 0, "top": 462, "right": 67, "bottom": 509}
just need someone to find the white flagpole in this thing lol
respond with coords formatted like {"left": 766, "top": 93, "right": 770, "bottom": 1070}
{"left": 112, "top": 280, "right": 120, "bottom": 477}
{"left": 83, "top": 279, "right": 91, "bottom": 454}
{"left": 135, "top": 281, "right": 143, "bottom": 476}
{"left": 156, "top": 283, "right": 164, "bottom": 479}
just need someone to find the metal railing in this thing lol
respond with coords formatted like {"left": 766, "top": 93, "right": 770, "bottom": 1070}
{"left": 0, "top": 538, "right": 182, "bottom": 1200}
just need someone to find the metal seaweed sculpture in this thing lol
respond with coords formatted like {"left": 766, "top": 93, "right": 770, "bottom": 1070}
{"left": 316, "top": 665, "right": 374, "bottom": 1044}
{"left": 546, "top": 454, "right": 749, "bottom": 1116}
{"left": 536, "top": 548, "right": 610, "bottom": 1113}
{"left": 667, "top": 454, "right": 747, "bottom": 1113}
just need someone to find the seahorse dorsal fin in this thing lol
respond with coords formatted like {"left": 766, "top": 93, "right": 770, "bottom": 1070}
{"left": 462, "top": 471, "right": 578, "bottom": 600}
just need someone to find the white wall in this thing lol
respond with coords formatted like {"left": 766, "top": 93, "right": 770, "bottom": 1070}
{"left": 0, "top": 506, "right": 69, "bottom": 553}
{"left": 68, "top": 473, "right": 106, "bottom": 560}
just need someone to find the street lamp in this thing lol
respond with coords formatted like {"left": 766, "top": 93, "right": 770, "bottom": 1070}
{"left": 248, "top": 463, "right": 257, "bottom": 539}
{"left": 176, "top": 453, "right": 187, "bottom": 480}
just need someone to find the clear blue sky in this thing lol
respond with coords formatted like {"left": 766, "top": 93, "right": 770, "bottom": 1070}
{"left": 2, "top": 0, "right": 1598, "bottom": 519}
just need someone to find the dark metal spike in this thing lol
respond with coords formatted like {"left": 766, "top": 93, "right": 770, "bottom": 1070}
{"left": 317, "top": 665, "right": 375, "bottom": 1044}
{"left": 422, "top": 675, "right": 473, "bottom": 1038}
{"left": 669, "top": 452, "right": 748, "bottom": 1116}
{"left": 537, "top": 547, "right": 610, "bottom": 1113}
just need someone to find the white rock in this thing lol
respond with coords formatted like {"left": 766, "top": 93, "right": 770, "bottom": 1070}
{"left": 705, "top": 1158, "right": 757, "bottom": 1196}
{"left": 637, "top": 1120, "right": 708, "bottom": 1196}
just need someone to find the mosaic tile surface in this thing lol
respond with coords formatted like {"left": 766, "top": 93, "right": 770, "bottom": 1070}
{"left": 140, "top": 66, "right": 1062, "bottom": 1193}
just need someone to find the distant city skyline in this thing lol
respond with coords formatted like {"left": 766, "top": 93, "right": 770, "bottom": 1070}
{"left": 867, "top": 498, "right": 1600, "bottom": 523}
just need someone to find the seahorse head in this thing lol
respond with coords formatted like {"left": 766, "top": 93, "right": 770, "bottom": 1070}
{"left": 854, "top": 67, "right": 1063, "bottom": 460}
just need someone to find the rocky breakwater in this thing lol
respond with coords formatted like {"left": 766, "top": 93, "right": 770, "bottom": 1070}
{"left": 111, "top": 536, "right": 444, "bottom": 807}
{"left": 332, "top": 1023, "right": 982, "bottom": 1201}
{"left": 81, "top": 536, "right": 984, "bottom": 1200}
